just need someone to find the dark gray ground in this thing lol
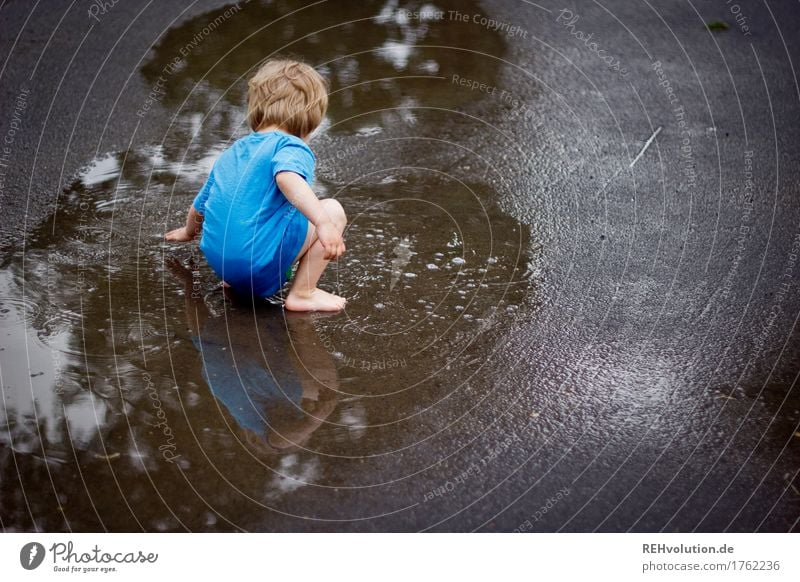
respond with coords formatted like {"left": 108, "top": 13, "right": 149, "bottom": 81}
{"left": 0, "top": 0, "right": 798, "bottom": 532}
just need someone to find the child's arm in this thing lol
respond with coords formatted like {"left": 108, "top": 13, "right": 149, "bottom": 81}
{"left": 166, "top": 205, "right": 204, "bottom": 242}
{"left": 276, "top": 171, "right": 345, "bottom": 260}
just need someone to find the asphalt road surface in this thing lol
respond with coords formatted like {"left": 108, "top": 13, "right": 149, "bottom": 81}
{"left": 0, "top": 0, "right": 798, "bottom": 532}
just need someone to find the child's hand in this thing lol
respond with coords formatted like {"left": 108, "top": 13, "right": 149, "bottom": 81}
{"left": 316, "top": 221, "right": 345, "bottom": 260}
{"left": 165, "top": 227, "right": 195, "bottom": 242}
{"left": 166, "top": 206, "right": 204, "bottom": 242}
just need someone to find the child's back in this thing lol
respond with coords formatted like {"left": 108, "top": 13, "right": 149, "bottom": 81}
{"left": 193, "top": 130, "right": 314, "bottom": 297}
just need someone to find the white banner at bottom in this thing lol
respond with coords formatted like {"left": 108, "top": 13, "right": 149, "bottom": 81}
{"left": 1, "top": 533, "right": 796, "bottom": 581}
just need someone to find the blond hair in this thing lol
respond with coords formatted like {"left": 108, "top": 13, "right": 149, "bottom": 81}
{"left": 247, "top": 59, "right": 328, "bottom": 138}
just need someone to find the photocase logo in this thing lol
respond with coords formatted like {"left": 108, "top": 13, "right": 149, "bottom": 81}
{"left": 20, "top": 542, "right": 46, "bottom": 570}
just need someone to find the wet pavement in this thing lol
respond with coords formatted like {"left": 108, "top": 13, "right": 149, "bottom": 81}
{"left": 0, "top": 0, "right": 798, "bottom": 532}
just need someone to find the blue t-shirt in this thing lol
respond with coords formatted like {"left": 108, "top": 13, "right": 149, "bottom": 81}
{"left": 193, "top": 130, "right": 313, "bottom": 297}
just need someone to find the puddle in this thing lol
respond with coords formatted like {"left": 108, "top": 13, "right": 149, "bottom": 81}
{"left": 139, "top": 0, "right": 506, "bottom": 137}
{"left": 1, "top": 0, "right": 537, "bottom": 530}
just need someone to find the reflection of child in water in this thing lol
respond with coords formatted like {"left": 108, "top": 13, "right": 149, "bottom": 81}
{"left": 169, "top": 259, "right": 338, "bottom": 455}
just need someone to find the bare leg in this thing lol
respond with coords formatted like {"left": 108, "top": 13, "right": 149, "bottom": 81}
{"left": 264, "top": 311, "right": 340, "bottom": 449}
{"left": 285, "top": 199, "right": 347, "bottom": 312}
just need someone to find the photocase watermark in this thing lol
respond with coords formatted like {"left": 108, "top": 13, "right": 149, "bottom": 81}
{"left": 555, "top": 8, "right": 629, "bottom": 78}
{"left": 652, "top": 60, "right": 696, "bottom": 189}
{"left": 513, "top": 487, "right": 571, "bottom": 531}
{"left": 186, "top": 255, "right": 203, "bottom": 299}
{"left": 748, "top": 229, "right": 799, "bottom": 363}
{"left": 48, "top": 541, "right": 157, "bottom": 574}
{"left": 136, "top": 2, "right": 244, "bottom": 118}
{"left": 725, "top": 0, "right": 753, "bottom": 36}
{"left": 20, "top": 540, "right": 158, "bottom": 573}
{"left": 0, "top": 85, "right": 30, "bottom": 200}
{"left": 143, "top": 372, "right": 181, "bottom": 464}
{"left": 316, "top": 139, "right": 369, "bottom": 174}
{"left": 451, "top": 73, "right": 497, "bottom": 96}
{"left": 397, "top": 8, "right": 528, "bottom": 39}
{"left": 720, "top": 149, "right": 754, "bottom": 300}
{"left": 450, "top": 75, "right": 536, "bottom": 121}
{"left": 87, "top": 0, "right": 121, "bottom": 22}
{"left": 71, "top": 159, "right": 103, "bottom": 318}
{"left": 479, "top": 422, "right": 532, "bottom": 466}
{"left": 422, "top": 461, "right": 482, "bottom": 502}
{"left": 20, "top": 542, "right": 46, "bottom": 570}
{"left": 310, "top": 315, "right": 408, "bottom": 371}
{"left": 449, "top": 10, "right": 528, "bottom": 39}
{"left": 137, "top": 73, "right": 172, "bottom": 119}
{"left": 422, "top": 422, "right": 535, "bottom": 503}
{"left": 330, "top": 139, "right": 368, "bottom": 161}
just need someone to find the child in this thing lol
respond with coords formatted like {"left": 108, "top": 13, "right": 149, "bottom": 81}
{"left": 166, "top": 59, "right": 347, "bottom": 311}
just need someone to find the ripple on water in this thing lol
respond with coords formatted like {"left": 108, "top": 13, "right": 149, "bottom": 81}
{"left": 0, "top": 271, "right": 43, "bottom": 328}
{"left": 303, "top": 175, "right": 534, "bottom": 397}
{"left": 0, "top": 295, "right": 41, "bottom": 327}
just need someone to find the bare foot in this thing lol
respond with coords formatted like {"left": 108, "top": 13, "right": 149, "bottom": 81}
{"left": 285, "top": 288, "right": 346, "bottom": 312}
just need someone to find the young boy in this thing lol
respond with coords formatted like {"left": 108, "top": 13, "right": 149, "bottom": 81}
{"left": 166, "top": 59, "right": 347, "bottom": 311}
